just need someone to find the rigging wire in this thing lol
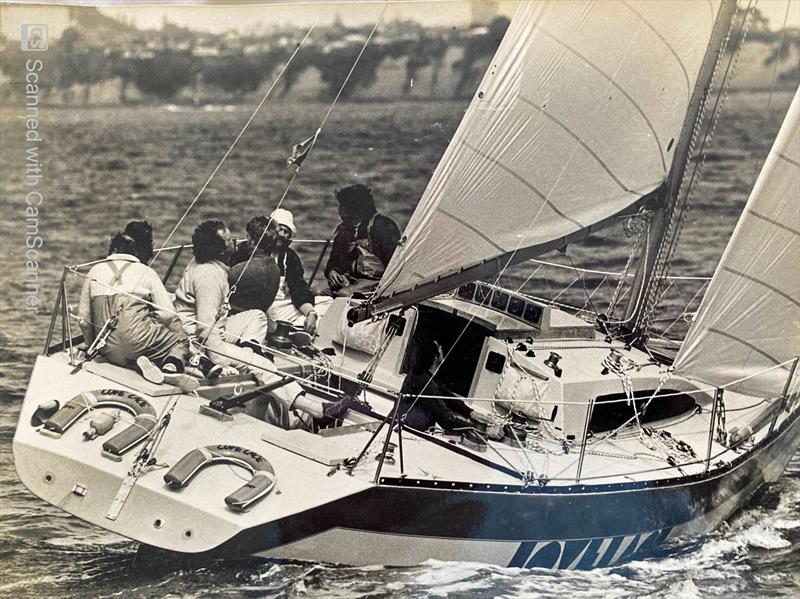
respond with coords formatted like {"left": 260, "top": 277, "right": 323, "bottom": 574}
{"left": 149, "top": 24, "right": 317, "bottom": 267}
{"left": 200, "top": 3, "right": 390, "bottom": 354}
{"left": 748, "top": 0, "right": 792, "bottom": 188}
{"left": 639, "top": 0, "right": 753, "bottom": 336}
{"left": 67, "top": 24, "right": 318, "bottom": 370}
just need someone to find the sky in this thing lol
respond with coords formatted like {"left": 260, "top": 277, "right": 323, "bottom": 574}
{"left": 93, "top": 1, "right": 491, "bottom": 32}
{"left": 0, "top": 0, "right": 797, "bottom": 40}
{"left": 95, "top": 0, "right": 799, "bottom": 33}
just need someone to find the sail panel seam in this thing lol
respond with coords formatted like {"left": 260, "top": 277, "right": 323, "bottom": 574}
{"left": 721, "top": 266, "right": 800, "bottom": 308}
{"left": 437, "top": 208, "right": 508, "bottom": 253}
{"left": 775, "top": 151, "right": 800, "bottom": 168}
{"left": 706, "top": 328, "right": 782, "bottom": 366}
{"left": 518, "top": 95, "right": 638, "bottom": 194}
{"left": 746, "top": 209, "right": 800, "bottom": 237}
{"left": 533, "top": 25, "right": 667, "bottom": 170}
{"left": 461, "top": 139, "right": 585, "bottom": 230}
{"left": 620, "top": 0, "right": 692, "bottom": 102}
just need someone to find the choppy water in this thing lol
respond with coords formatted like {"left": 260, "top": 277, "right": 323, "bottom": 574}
{"left": 1, "top": 90, "right": 798, "bottom": 597}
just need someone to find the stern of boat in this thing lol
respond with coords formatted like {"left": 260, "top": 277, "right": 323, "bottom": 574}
{"left": 13, "top": 352, "right": 373, "bottom": 554}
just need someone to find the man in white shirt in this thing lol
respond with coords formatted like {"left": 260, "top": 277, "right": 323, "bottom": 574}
{"left": 77, "top": 231, "right": 196, "bottom": 390}
{"left": 175, "top": 220, "right": 329, "bottom": 428}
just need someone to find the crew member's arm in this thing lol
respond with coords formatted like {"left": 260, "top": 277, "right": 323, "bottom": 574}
{"left": 325, "top": 225, "right": 354, "bottom": 289}
{"left": 145, "top": 268, "right": 182, "bottom": 333}
{"left": 195, "top": 269, "right": 232, "bottom": 366}
{"left": 285, "top": 250, "right": 318, "bottom": 332}
{"left": 286, "top": 250, "right": 315, "bottom": 308}
{"left": 371, "top": 215, "right": 402, "bottom": 266}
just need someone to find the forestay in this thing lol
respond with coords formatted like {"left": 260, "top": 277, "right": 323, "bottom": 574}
{"left": 375, "top": 0, "right": 722, "bottom": 303}
{"left": 675, "top": 90, "right": 800, "bottom": 398}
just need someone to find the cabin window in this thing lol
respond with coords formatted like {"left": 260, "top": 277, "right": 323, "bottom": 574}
{"left": 589, "top": 389, "right": 697, "bottom": 433}
{"left": 401, "top": 306, "right": 491, "bottom": 396}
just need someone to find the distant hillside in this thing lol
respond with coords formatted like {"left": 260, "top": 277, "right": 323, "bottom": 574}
{"left": 1, "top": 6, "right": 797, "bottom": 106}
{"left": 65, "top": 5, "right": 138, "bottom": 46}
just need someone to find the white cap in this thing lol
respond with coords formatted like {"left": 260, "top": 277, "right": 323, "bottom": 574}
{"left": 270, "top": 208, "right": 296, "bottom": 234}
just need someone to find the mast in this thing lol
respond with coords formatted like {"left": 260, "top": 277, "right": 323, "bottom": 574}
{"left": 623, "top": 0, "right": 739, "bottom": 339}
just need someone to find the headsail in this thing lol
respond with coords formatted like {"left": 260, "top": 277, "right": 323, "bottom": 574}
{"left": 370, "top": 0, "right": 726, "bottom": 314}
{"left": 674, "top": 90, "right": 800, "bottom": 397}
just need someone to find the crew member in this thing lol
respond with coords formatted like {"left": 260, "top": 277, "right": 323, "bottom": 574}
{"left": 323, "top": 184, "right": 401, "bottom": 296}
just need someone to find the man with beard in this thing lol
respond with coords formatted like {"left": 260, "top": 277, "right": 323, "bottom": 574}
{"left": 266, "top": 208, "right": 332, "bottom": 335}
{"left": 174, "top": 219, "right": 343, "bottom": 428}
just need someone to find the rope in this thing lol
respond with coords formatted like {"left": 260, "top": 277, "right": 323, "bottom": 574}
{"left": 715, "top": 390, "right": 728, "bottom": 445}
{"left": 749, "top": 0, "right": 791, "bottom": 189}
{"left": 62, "top": 266, "right": 800, "bottom": 412}
{"left": 607, "top": 209, "right": 650, "bottom": 318}
{"left": 70, "top": 25, "right": 318, "bottom": 372}
{"left": 149, "top": 24, "right": 317, "bottom": 267}
{"left": 201, "top": 5, "right": 389, "bottom": 355}
{"left": 527, "top": 259, "right": 712, "bottom": 281}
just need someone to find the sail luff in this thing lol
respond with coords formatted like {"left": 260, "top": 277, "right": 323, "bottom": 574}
{"left": 624, "top": 0, "right": 739, "bottom": 335}
{"left": 367, "top": 1, "right": 725, "bottom": 318}
{"left": 673, "top": 89, "right": 800, "bottom": 397}
{"left": 624, "top": 0, "right": 736, "bottom": 330}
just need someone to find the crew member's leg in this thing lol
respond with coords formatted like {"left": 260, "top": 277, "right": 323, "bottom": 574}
{"left": 207, "top": 338, "right": 317, "bottom": 428}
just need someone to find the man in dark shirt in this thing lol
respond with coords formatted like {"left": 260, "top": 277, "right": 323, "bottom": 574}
{"left": 228, "top": 216, "right": 281, "bottom": 317}
{"left": 323, "top": 184, "right": 401, "bottom": 296}
{"left": 268, "top": 208, "right": 329, "bottom": 334}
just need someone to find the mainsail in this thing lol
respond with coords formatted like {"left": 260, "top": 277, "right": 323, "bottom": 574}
{"left": 674, "top": 90, "right": 800, "bottom": 398}
{"left": 369, "top": 0, "right": 728, "bottom": 314}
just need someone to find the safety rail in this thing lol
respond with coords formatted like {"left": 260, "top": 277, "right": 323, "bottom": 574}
{"left": 42, "top": 244, "right": 798, "bottom": 487}
{"left": 379, "top": 356, "right": 800, "bottom": 486}
{"left": 43, "top": 238, "right": 332, "bottom": 356}
{"left": 507, "top": 258, "right": 713, "bottom": 345}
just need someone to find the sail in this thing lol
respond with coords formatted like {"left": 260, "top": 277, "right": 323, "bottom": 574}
{"left": 375, "top": 0, "right": 724, "bottom": 304}
{"left": 674, "top": 90, "right": 800, "bottom": 397}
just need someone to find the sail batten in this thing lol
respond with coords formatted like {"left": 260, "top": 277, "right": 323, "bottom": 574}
{"left": 371, "top": 1, "right": 724, "bottom": 309}
{"left": 746, "top": 209, "right": 800, "bottom": 236}
{"left": 674, "top": 90, "right": 800, "bottom": 397}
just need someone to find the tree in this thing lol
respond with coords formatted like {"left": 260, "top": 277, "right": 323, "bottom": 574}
{"left": 129, "top": 49, "right": 195, "bottom": 100}
{"left": 452, "top": 16, "right": 509, "bottom": 97}
{"left": 51, "top": 27, "right": 110, "bottom": 104}
{"left": 200, "top": 52, "right": 268, "bottom": 98}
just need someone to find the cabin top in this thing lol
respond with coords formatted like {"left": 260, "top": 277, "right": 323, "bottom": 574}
{"left": 425, "top": 282, "right": 595, "bottom": 339}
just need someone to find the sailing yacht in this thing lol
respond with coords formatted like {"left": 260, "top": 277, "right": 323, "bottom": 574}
{"left": 13, "top": 1, "right": 800, "bottom": 569}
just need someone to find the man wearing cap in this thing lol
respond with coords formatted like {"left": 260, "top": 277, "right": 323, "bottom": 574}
{"left": 267, "top": 208, "right": 331, "bottom": 335}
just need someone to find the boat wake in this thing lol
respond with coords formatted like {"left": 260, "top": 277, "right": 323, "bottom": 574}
{"left": 2, "top": 396, "right": 799, "bottom": 597}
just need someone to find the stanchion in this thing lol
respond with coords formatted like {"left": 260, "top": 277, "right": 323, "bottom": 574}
{"left": 575, "top": 397, "right": 595, "bottom": 483}
{"left": 769, "top": 356, "right": 799, "bottom": 436}
{"left": 705, "top": 388, "right": 722, "bottom": 474}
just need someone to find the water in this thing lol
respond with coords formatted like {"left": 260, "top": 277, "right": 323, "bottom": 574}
{"left": 1, "top": 90, "right": 798, "bottom": 597}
